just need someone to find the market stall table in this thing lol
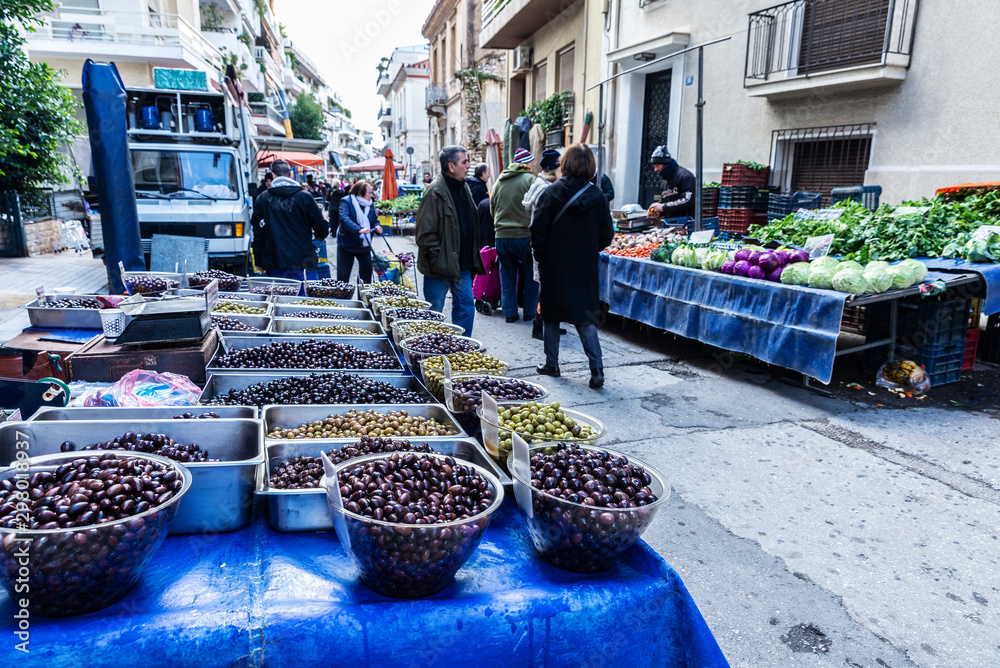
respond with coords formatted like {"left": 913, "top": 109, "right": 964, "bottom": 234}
{"left": 920, "top": 258, "right": 1000, "bottom": 315}
{"left": 598, "top": 254, "right": 981, "bottom": 385}
{"left": 0, "top": 501, "right": 728, "bottom": 668}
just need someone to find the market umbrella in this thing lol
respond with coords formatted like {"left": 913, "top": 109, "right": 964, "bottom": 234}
{"left": 347, "top": 155, "right": 404, "bottom": 172}
{"left": 381, "top": 149, "right": 399, "bottom": 201}
{"left": 484, "top": 128, "right": 501, "bottom": 191}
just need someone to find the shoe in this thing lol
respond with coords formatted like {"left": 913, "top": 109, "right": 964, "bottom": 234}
{"left": 505, "top": 316, "right": 519, "bottom": 323}
{"left": 559, "top": 328, "right": 568, "bottom": 335}
{"left": 531, "top": 318, "right": 543, "bottom": 341}
{"left": 536, "top": 363, "right": 560, "bottom": 377}
{"left": 589, "top": 368, "right": 605, "bottom": 389}
{"left": 523, "top": 314, "right": 533, "bottom": 321}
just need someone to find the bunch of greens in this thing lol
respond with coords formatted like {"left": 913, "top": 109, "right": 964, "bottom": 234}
{"left": 942, "top": 229, "right": 1000, "bottom": 263}
{"left": 378, "top": 194, "right": 422, "bottom": 214}
{"left": 736, "top": 160, "right": 767, "bottom": 172}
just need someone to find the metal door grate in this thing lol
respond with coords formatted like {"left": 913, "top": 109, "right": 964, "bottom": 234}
{"left": 639, "top": 70, "right": 672, "bottom": 208}
{"left": 769, "top": 123, "right": 874, "bottom": 205}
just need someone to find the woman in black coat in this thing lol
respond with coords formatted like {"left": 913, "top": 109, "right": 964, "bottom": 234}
{"left": 336, "top": 180, "right": 382, "bottom": 283}
{"left": 530, "top": 144, "right": 614, "bottom": 389}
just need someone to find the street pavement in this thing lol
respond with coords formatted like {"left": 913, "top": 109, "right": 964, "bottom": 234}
{"left": 2, "top": 240, "right": 998, "bottom": 666}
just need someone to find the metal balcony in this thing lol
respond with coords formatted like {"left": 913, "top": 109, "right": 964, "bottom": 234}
{"left": 480, "top": 0, "right": 575, "bottom": 49}
{"left": 378, "top": 107, "right": 393, "bottom": 127}
{"left": 425, "top": 84, "right": 447, "bottom": 114}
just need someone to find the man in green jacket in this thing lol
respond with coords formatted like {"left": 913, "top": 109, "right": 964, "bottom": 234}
{"left": 491, "top": 147, "right": 538, "bottom": 322}
{"left": 415, "top": 145, "right": 485, "bottom": 336}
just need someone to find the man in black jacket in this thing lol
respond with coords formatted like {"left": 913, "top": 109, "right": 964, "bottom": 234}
{"left": 646, "top": 145, "right": 696, "bottom": 219}
{"left": 326, "top": 178, "right": 346, "bottom": 236}
{"left": 466, "top": 163, "right": 489, "bottom": 206}
{"left": 251, "top": 160, "right": 328, "bottom": 279}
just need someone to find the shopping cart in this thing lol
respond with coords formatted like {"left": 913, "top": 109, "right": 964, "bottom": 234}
{"left": 473, "top": 246, "right": 501, "bottom": 315}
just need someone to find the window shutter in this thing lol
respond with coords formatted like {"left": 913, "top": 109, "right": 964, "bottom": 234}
{"left": 790, "top": 137, "right": 872, "bottom": 205}
{"left": 558, "top": 46, "right": 575, "bottom": 92}
{"left": 534, "top": 62, "right": 547, "bottom": 102}
{"left": 799, "top": 0, "right": 891, "bottom": 74}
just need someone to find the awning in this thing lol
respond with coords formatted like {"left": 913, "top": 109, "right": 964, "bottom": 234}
{"left": 330, "top": 153, "right": 343, "bottom": 169}
{"left": 348, "top": 155, "right": 404, "bottom": 172}
{"left": 257, "top": 150, "right": 325, "bottom": 168}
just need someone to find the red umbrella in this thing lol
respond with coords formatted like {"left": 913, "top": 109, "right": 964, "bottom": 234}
{"left": 381, "top": 149, "right": 399, "bottom": 201}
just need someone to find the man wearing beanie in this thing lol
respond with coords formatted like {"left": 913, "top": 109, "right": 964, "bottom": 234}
{"left": 491, "top": 147, "right": 539, "bottom": 323}
{"left": 646, "top": 145, "right": 696, "bottom": 219}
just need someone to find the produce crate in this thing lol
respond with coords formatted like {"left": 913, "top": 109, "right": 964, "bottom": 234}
{"left": 831, "top": 185, "right": 882, "bottom": 211}
{"left": 867, "top": 295, "right": 971, "bottom": 348}
{"left": 721, "top": 163, "right": 769, "bottom": 187}
{"left": 969, "top": 298, "right": 983, "bottom": 330}
{"left": 768, "top": 192, "right": 822, "bottom": 221}
{"left": 896, "top": 342, "right": 964, "bottom": 387}
{"left": 980, "top": 314, "right": 1000, "bottom": 363}
{"left": 702, "top": 187, "right": 719, "bottom": 218}
{"left": 841, "top": 304, "right": 868, "bottom": 335}
{"left": 963, "top": 328, "right": 979, "bottom": 371}
{"left": 718, "top": 186, "right": 771, "bottom": 211}
{"left": 718, "top": 209, "right": 768, "bottom": 235}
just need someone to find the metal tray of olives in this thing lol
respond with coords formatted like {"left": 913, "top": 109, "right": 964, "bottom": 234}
{"left": 212, "top": 300, "right": 274, "bottom": 316}
{"left": 28, "top": 406, "right": 258, "bottom": 420}
{"left": 199, "top": 373, "right": 434, "bottom": 404}
{"left": 212, "top": 313, "right": 272, "bottom": 334}
{"left": 271, "top": 295, "right": 365, "bottom": 309}
{"left": 262, "top": 404, "right": 467, "bottom": 443}
{"left": 207, "top": 335, "right": 405, "bottom": 376}
{"left": 177, "top": 289, "right": 268, "bottom": 302}
{"left": 257, "top": 437, "right": 507, "bottom": 532}
{"left": 0, "top": 419, "right": 263, "bottom": 535}
{"left": 269, "top": 318, "right": 386, "bottom": 337}
{"left": 22, "top": 295, "right": 106, "bottom": 329}
{"left": 271, "top": 304, "right": 373, "bottom": 321}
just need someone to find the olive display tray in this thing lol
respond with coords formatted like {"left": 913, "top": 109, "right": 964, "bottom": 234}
{"left": 262, "top": 404, "right": 467, "bottom": 443}
{"left": 258, "top": 437, "right": 507, "bottom": 532}
{"left": 268, "top": 318, "right": 386, "bottom": 337}
{"left": 0, "top": 419, "right": 263, "bottom": 535}
{"left": 199, "top": 373, "right": 434, "bottom": 404}
{"left": 22, "top": 295, "right": 105, "bottom": 329}
{"left": 271, "top": 305, "right": 374, "bottom": 321}
{"left": 212, "top": 313, "right": 272, "bottom": 334}
{"left": 28, "top": 405, "right": 258, "bottom": 420}
{"left": 207, "top": 335, "right": 404, "bottom": 376}
{"left": 271, "top": 296, "right": 365, "bottom": 309}
{"left": 212, "top": 300, "right": 274, "bottom": 317}
{"left": 176, "top": 289, "right": 267, "bottom": 302}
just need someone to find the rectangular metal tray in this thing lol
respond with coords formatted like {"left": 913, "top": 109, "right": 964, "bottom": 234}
{"left": 208, "top": 335, "right": 404, "bottom": 375}
{"left": 0, "top": 419, "right": 263, "bottom": 535}
{"left": 268, "top": 318, "right": 386, "bottom": 337}
{"left": 258, "top": 437, "right": 508, "bottom": 532}
{"left": 211, "top": 313, "right": 272, "bottom": 334}
{"left": 29, "top": 405, "right": 258, "bottom": 420}
{"left": 199, "top": 373, "right": 434, "bottom": 405}
{"left": 272, "top": 304, "right": 373, "bottom": 321}
{"left": 272, "top": 295, "right": 365, "bottom": 309}
{"left": 212, "top": 300, "right": 273, "bottom": 316}
{"left": 262, "top": 403, "right": 466, "bottom": 442}
{"left": 177, "top": 289, "right": 267, "bottom": 302}
{"left": 23, "top": 296, "right": 105, "bottom": 329}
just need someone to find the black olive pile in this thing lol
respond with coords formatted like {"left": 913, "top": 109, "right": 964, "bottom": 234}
{"left": 250, "top": 284, "right": 299, "bottom": 296}
{"left": 37, "top": 298, "right": 101, "bottom": 309}
{"left": 305, "top": 279, "right": 355, "bottom": 299}
{"left": 211, "top": 315, "right": 261, "bottom": 332}
{"left": 125, "top": 275, "right": 179, "bottom": 295}
{"left": 268, "top": 436, "right": 436, "bottom": 489}
{"left": 0, "top": 453, "right": 182, "bottom": 616}
{"left": 403, "top": 333, "right": 480, "bottom": 357}
{"left": 366, "top": 285, "right": 410, "bottom": 299}
{"left": 212, "top": 340, "right": 400, "bottom": 370}
{"left": 520, "top": 444, "right": 661, "bottom": 573}
{"left": 173, "top": 411, "right": 220, "bottom": 419}
{"left": 60, "top": 431, "right": 217, "bottom": 463}
{"left": 188, "top": 269, "right": 242, "bottom": 291}
{"left": 449, "top": 376, "right": 545, "bottom": 412}
{"left": 205, "top": 372, "right": 426, "bottom": 407}
{"left": 283, "top": 310, "right": 348, "bottom": 320}
{"left": 335, "top": 452, "right": 497, "bottom": 597}
{"left": 386, "top": 307, "right": 444, "bottom": 322}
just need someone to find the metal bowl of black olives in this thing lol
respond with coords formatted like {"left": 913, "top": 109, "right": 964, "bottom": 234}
{"left": 247, "top": 276, "right": 302, "bottom": 296}
{"left": 324, "top": 451, "right": 504, "bottom": 598}
{"left": 0, "top": 451, "right": 193, "bottom": 616}
{"left": 398, "top": 333, "right": 486, "bottom": 369}
{"left": 123, "top": 272, "right": 182, "bottom": 296}
{"left": 443, "top": 375, "right": 549, "bottom": 414}
{"left": 506, "top": 443, "right": 668, "bottom": 573}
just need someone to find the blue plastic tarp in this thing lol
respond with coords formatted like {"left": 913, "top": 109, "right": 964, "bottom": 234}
{"left": 0, "top": 502, "right": 729, "bottom": 668}
{"left": 81, "top": 60, "right": 145, "bottom": 293}
{"left": 921, "top": 258, "right": 1000, "bottom": 315}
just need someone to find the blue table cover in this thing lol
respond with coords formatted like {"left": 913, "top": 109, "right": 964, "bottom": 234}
{"left": 0, "top": 501, "right": 729, "bottom": 668}
{"left": 920, "top": 258, "right": 1000, "bottom": 315}
{"left": 599, "top": 254, "right": 847, "bottom": 383}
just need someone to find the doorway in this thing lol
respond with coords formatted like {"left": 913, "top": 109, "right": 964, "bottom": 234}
{"left": 638, "top": 70, "right": 672, "bottom": 208}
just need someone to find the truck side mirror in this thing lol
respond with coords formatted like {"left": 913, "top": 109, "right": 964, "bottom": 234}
{"left": 248, "top": 182, "right": 259, "bottom": 200}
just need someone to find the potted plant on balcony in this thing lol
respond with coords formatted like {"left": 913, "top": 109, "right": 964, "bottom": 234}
{"left": 521, "top": 92, "right": 573, "bottom": 148}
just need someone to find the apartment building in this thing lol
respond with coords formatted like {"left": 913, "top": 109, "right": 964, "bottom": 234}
{"left": 376, "top": 45, "right": 432, "bottom": 183}
{"left": 422, "top": 0, "right": 506, "bottom": 170}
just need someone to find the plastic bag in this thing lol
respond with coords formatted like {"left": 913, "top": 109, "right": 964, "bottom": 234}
{"left": 83, "top": 369, "right": 202, "bottom": 407}
{"left": 875, "top": 360, "right": 932, "bottom": 398}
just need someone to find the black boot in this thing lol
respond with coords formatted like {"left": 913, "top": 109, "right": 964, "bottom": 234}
{"left": 536, "top": 363, "right": 560, "bottom": 377}
{"left": 532, "top": 315, "right": 543, "bottom": 340}
{"left": 589, "top": 367, "right": 604, "bottom": 389}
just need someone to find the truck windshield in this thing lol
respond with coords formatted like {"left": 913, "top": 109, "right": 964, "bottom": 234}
{"left": 132, "top": 150, "right": 239, "bottom": 200}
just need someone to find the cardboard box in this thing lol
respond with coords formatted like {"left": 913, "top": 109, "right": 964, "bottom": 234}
{"left": 66, "top": 329, "right": 218, "bottom": 384}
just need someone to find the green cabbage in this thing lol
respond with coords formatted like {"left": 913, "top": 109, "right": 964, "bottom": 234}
{"left": 885, "top": 265, "right": 915, "bottom": 290}
{"left": 810, "top": 256, "right": 840, "bottom": 272}
{"left": 836, "top": 260, "right": 865, "bottom": 274}
{"left": 865, "top": 269, "right": 893, "bottom": 293}
{"left": 808, "top": 266, "right": 837, "bottom": 290}
{"left": 898, "top": 259, "right": 928, "bottom": 283}
{"left": 864, "top": 261, "right": 890, "bottom": 275}
{"left": 833, "top": 271, "right": 871, "bottom": 295}
{"left": 671, "top": 247, "right": 698, "bottom": 268}
{"left": 780, "top": 262, "right": 811, "bottom": 286}
{"left": 701, "top": 249, "right": 727, "bottom": 271}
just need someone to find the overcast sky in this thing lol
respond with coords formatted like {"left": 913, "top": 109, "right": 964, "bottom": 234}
{"left": 278, "top": 0, "right": 436, "bottom": 147}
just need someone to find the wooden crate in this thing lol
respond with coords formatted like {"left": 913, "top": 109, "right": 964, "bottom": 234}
{"left": 67, "top": 329, "right": 218, "bottom": 384}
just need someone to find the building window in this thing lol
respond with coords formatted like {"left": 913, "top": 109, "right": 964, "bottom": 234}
{"left": 770, "top": 124, "right": 874, "bottom": 205}
{"left": 557, "top": 45, "right": 575, "bottom": 92}
{"left": 533, "top": 61, "right": 547, "bottom": 102}
{"left": 799, "top": 0, "right": 890, "bottom": 74}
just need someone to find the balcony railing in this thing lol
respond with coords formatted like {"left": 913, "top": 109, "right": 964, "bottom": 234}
{"left": 745, "top": 0, "right": 918, "bottom": 83}
{"left": 482, "top": 0, "right": 510, "bottom": 26}
{"left": 254, "top": 45, "right": 283, "bottom": 85}
{"left": 426, "top": 83, "right": 447, "bottom": 109}
{"left": 249, "top": 101, "right": 284, "bottom": 127}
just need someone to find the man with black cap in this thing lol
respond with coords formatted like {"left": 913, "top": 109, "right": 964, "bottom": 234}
{"left": 646, "top": 145, "right": 696, "bottom": 219}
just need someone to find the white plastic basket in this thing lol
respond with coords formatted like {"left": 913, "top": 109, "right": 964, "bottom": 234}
{"left": 99, "top": 308, "right": 126, "bottom": 341}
